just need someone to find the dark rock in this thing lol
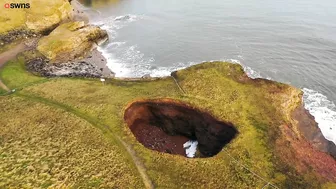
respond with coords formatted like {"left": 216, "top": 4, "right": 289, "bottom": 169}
{"left": 26, "top": 57, "right": 102, "bottom": 79}
{"left": 0, "top": 29, "right": 37, "bottom": 44}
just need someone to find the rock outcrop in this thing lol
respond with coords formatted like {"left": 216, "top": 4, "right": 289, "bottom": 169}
{"left": 25, "top": 0, "right": 73, "bottom": 33}
{"left": 37, "top": 21, "right": 108, "bottom": 63}
{"left": 0, "top": 0, "right": 112, "bottom": 79}
{"left": 26, "top": 57, "right": 103, "bottom": 78}
{"left": 0, "top": 0, "right": 72, "bottom": 35}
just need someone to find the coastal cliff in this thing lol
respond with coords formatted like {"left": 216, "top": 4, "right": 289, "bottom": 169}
{"left": 37, "top": 21, "right": 108, "bottom": 62}
{"left": 0, "top": 0, "right": 72, "bottom": 39}
{"left": 0, "top": 0, "right": 112, "bottom": 78}
{"left": 0, "top": 0, "right": 335, "bottom": 188}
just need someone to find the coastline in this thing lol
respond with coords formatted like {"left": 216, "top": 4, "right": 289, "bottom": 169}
{"left": 292, "top": 104, "right": 336, "bottom": 158}
{"left": 70, "top": 0, "right": 114, "bottom": 78}
{"left": 0, "top": 1, "right": 335, "bottom": 187}
{"left": 0, "top": 0, "right": 334, "bottom": 155}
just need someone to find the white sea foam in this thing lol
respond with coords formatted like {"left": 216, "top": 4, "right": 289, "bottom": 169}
{"left": 114, "top": 14, "right": 140, "bottom": 22}
{"left": 98, "top": 46, "right": 132, "bottom": 76}
{"left": 94, "top": 14, "right": 143, "bottom": 31}
{"left": 104, "top": 56, "right": 266, "bottom": 78}
{"left": 95, "top": 14, "right": 146, "bottom": 77}
{"left": 106, "top": 42, "right": 126, "bottom": 49}
{"left": 223, "top": 58, "right": 267, "bottom": 79}
{"left": 238, "top": 60, "right": 336, "bottom": 145}
{"left": 303, "top": 88, "right": 336, "bottom": 144}
{"left": 183, "top": 140, "right": 198, "bottom": 158}
{"left": 239, "top": 60, "right": 336, "bottom": 145}
{"left": 242, "top": 65, "right": 263, "bottom": 79}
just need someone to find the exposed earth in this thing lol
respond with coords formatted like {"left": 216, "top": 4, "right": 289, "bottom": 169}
{"left": 0, "top": 0, "right": 335, "bottom": 189}
{"left": 125, "top": 99, "right": 238, "bottom": 157}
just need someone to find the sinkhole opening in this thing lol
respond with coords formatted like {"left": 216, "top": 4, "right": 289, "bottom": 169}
{"left": 124, "top": 99, "right": 238, "bottom": 158}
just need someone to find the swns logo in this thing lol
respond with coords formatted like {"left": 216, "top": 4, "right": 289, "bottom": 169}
{"left": 4, "top": 2, "right": 30, "bottom": 9}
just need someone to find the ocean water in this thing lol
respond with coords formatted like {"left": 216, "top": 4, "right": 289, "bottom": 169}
{"left": 80, "top": 0, "right": 336, "bottom": 144}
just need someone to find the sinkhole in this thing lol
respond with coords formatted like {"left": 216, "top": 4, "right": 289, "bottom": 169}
{"left": 124, "top": 99, "right": 238, "bottom": 158}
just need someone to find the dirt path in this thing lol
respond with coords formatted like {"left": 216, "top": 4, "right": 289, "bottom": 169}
{"left": 0, "top": 80, "right": 10, "bottom": 92}
{"left": 0, "top": 39, "right": 38, "bottom": 92}
{"left": 116, "top": 136, "right": 155, "bottom": 189}
{"left": 0, "top": 42, "right": 26, "bottom": 68}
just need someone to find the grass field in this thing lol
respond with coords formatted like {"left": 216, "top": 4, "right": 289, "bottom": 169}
{"left": 0, "top": 96, "right": 144, "bottom": 188}
{"left": 0, "top": 55, "right": 335, "bottom": 188}
{"left": 0, "top": 56, "right": 46, "bottom": 90}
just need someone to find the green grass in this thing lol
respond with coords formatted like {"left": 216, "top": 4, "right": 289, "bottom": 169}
{"left": 0, "top": 88, "right": 6, "bottom": 95}
{"left": 18, "top": 65, "right": 319, "bottom": 188}
{"left": 0, "top": 96, "right": 144, "bottom": 188}
{"left": 0, "top": 56, "right": 47, "bottom": 90}
{"left": 0, "top": 56, "right": 332, "bottom": 188}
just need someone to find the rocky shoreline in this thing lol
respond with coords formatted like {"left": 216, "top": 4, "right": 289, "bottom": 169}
{"left": 0, "top": 30, "right": 38, "bottom": 46}
{"left": 0, "top": 1, "right": 335, "bottom": 187}
{"left": 26, "top": 49, "right": 114, "bottom": 78}
{"left": 0, "top": 0, "right": 114, "bottom": 79}
{"left": 292, "top": 104, "right": 336, "bottom": 158}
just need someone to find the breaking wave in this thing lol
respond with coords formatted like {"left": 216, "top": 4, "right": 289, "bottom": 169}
{"left": 239, "top": 60, "right": 336, "bottom": 145}
{"left": 241, "top": 61, "right": 336, "bottom": 145}
{"left": 94, "top": 14, "right": 143, "bottom": 33}
{"left": 303, "top": 88, "right": 336, "bottom": 144}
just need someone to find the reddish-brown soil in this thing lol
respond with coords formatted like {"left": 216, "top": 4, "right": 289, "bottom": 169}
{"left": 124, "top": 99, "right": 238, "bottom": 157}
{"left": 279, "top": 124, "right": 336, "bottom": 182}
{"left": 292, "top": 105, "right": 336, "bottom": 158}
{"left": 130, "top": 119, "right": 189, "bottom": 156}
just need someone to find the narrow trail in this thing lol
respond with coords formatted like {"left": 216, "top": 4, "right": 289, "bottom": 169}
{"left": 0, "top": 42, "right": 26, "bottom": 68}
{"left": 0, "top": 38, "right": 38, "bottom": 92}
{"left": 14, "top": 92, "right": 155, "bottom": 189}
{"left": 116, "top": 135, "right": 155, "bottom": 189}
{"left": 0, "top": 80, "right": 10, "bottom": 92}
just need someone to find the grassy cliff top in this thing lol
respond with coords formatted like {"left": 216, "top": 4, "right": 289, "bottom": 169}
{"left": 1, "top": 55, "right": 335, "bottom": 188}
